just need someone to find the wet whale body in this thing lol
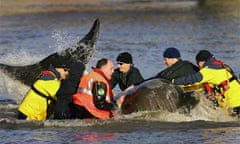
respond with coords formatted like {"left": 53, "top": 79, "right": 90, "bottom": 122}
{"left": 0, "top": 18, "right": 100, "bottom": 86}
{"left": 120, "top": 78, "right": 199, "bottom": 115}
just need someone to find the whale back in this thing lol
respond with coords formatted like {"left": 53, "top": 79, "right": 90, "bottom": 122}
{"left": 121, "top": 78, "right": 199, "bottom": 114}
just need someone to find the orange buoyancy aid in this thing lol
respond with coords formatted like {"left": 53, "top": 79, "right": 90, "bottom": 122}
{"left": 73, "top": 69, "right": 114, "bottom": 120}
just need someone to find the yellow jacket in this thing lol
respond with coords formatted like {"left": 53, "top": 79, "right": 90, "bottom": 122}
{"left": 174, "top": 58, "right": 240, "bottom": 110}
{"left": 18, "top": 70, "right": 60, "bottom": 121}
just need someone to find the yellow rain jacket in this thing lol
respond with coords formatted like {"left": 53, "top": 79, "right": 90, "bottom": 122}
{"left": 18, "top": 70, "right": 60, "bottom": 121}
{"left": 174, "top": 57, "right": 240, "bottom": 110}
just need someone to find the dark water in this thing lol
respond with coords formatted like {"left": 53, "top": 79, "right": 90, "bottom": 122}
{"left": 1, "top": 0, "right": 240, "bottom": 143}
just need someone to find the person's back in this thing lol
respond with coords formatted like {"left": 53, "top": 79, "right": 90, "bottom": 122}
{"left": 53, "top": 61, "right": 85, "bottom": 119}
{"left": 155, "top": 47, "right": 199, "bottom": 81}
{"left": 173, "top": 50, "right": 240, "bottom": 116}
{"left": 72, "top": 58, "right": 118, "bottom": 119}
{"left": 18, "top": 64, "right": 69, "bottom": 120}
{"left": 110, "top": 52, "right": 144, "bottom": 91}
{"left": 156, "top": 59, "right": 199, "bottom": 81}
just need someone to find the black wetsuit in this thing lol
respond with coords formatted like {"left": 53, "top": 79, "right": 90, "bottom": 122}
{"left": 110, "top": 66, "right": 144, "bottom": 91}
{"left": 155, "top": 59, "right": 199, "bottom": 81}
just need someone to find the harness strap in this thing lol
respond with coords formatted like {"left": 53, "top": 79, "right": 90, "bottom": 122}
{"left": 31, "top": 85, "right": 56, "bottom": 103}
{"left": 216, "top": 76, "right": 237, "bottom": 89}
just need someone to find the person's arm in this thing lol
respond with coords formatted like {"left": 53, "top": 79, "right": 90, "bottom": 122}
{"left": 173, "top": 72, "right": 203, "bottom": 85}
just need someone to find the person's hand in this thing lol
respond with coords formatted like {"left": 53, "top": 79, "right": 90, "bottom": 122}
{"left": 116, "top": 95, "right": 125, "bottom": 108}
{"left": 124, "top": 85, "right": 134, "bottom": 92}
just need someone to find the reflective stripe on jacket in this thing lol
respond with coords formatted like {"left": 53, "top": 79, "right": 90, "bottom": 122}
{"left": 73, "top": 71, "right": 113, "bottom": 119}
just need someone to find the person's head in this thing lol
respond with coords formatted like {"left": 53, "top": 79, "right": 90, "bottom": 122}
{"left": 53, "top": 64, "right": 70, "bottom": 80}
{"left": 116, "top": 52, "right": 132, "bottom": 73}
{"left": 195, "top": 50, "right": 213, "bottom": 69}
{"left": 163, "top": 47, "right": 181, "bottom": 67}
{"left": 96, "top": 58, "right": 114, "bottom": 80}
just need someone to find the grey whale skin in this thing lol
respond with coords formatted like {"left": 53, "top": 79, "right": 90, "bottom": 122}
{"left": 0, "top": 18, "right": 100, "bottom": 86}
{"left": 120, "top": 78, "right": 199, "bottom": 114}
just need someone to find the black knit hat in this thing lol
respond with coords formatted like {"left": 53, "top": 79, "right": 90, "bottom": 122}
{"left": 163, "top": 47, "right": 181, "bottom": 58}
{"left": 116, "top": 52, "right": 132, "bottom": 64}
{"left": 195, "top": 50, "right": 213, "bottom": 63}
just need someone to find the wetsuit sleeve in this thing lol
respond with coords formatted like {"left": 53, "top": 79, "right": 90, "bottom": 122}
{"left": 92, "top": 81, "right": 115, "bottom": 110}
{"left": 173, "top": 72, "right": 203, "bottom": 85}
{"left": 110, "top": 69, "right": 119, "bottom": 89}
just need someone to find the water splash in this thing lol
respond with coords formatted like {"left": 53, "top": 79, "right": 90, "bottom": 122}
{"left": 50, "top": 30, "right": 74, "bottom": 53}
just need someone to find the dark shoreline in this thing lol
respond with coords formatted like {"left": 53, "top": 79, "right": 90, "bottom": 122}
{"left": 0, "top": 0, "right": 198, "bottom": 16}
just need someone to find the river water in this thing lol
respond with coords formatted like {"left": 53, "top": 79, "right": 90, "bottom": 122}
{"left": 0, "top": 0, "right": 240, "bottom": 143}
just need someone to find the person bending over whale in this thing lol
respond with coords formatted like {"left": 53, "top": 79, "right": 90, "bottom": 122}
{"left": 72, "top": 58, "right": 123, "bottom": 120}
{"left": 18, "top": 63, "right": 69, "bottom": 121}
{"left": 53, "top": 61, "right": 86, "bottom": 119}
{"left": 173, "top": 50, "right": 240, "bottom": 116}
{"left": 110, "top": 52, "right": 144, "bottom": 92}
{"left": 154, "top": 47, "right": 199, "bottom": 81}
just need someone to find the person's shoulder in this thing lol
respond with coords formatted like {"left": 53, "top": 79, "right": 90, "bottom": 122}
{"left": 39, "top": 74, "right": 56, "bottom": 80}
{"left": 128, "top": 66, "right": 138, "bottom": 72}
{"left": 181, "top": 60, "right": 199, "bottom": 71}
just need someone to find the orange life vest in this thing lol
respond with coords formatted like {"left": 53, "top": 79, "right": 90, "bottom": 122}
{"left": 73, "top": 69, "right": 113, "bottom": 120}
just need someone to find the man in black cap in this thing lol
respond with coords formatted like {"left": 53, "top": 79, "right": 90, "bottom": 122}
{"left": 53, "top": 61, "right": 86, "bottom": 119}
{"left": 110, "top": 52, "right": 144, "bottom": 91}
{"left": 154, "top": 47, "right": 199, "bottom": 81}
{"left": 173, "top": 50, "right": 240, "bottom": 117}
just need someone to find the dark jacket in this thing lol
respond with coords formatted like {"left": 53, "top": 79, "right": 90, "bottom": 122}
{"left": 110, "top": 66, "right": 144, "bottom": 91}
{"left": 155, "top": 59, "right": 199, "bottom": 81}
{"left": 53, "top": 62, "right": 85, "bottom": 119}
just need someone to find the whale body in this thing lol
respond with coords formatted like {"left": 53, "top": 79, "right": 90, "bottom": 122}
{"left": 0, "top": 19, "right": 100, "bottom": 86}
{"left": 120, "top": 78, "right": 199, "bottom": 114}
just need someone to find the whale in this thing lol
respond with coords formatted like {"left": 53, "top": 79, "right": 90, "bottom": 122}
{"left": 119, "top": 78, "right": 200, "bottom": 115}
{"left": 0, "top": 18, "right": 100, "bottom": 87}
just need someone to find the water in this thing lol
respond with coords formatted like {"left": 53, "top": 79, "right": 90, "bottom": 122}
{"left": 1, "top": 0, "right": 240, "bottom": 143}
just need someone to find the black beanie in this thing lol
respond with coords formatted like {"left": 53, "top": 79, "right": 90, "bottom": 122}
{"left": 195, "top": 50, "right": 213, "bottom": 63}
{"left": 116, "top": 52, "right": 132, "bottom": 64}
{"left": 163, "top": 47, "right": 181, "bottom": 58}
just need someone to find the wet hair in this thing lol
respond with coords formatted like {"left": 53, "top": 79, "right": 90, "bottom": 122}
{"left": 96, "top": 58, "right": 108, "bottom": 68}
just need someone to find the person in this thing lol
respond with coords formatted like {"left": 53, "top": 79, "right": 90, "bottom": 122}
{"left": 110, "top": 52, "right": 144, "bottom": 91}
{"left": 72, "top": 58, "right": 121, "bottom": 120}
{"left": 154, "top": 47, "right": 199, "bottom": 81}
{"left": 173, "top": 50, "right": 240, "bottom": 116}
{"left": 18, "top": 63, "right": 69, "bottom": 120}
{"left": 53, "top": 61, "right": 86, "bottom": 119}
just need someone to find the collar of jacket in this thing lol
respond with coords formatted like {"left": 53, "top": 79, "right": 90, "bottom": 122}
{"left": 48, "top": 64, "right": 61, "bottom": 79}
{"left": 204, "top": 57, "right": 224, "bottom": 69}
